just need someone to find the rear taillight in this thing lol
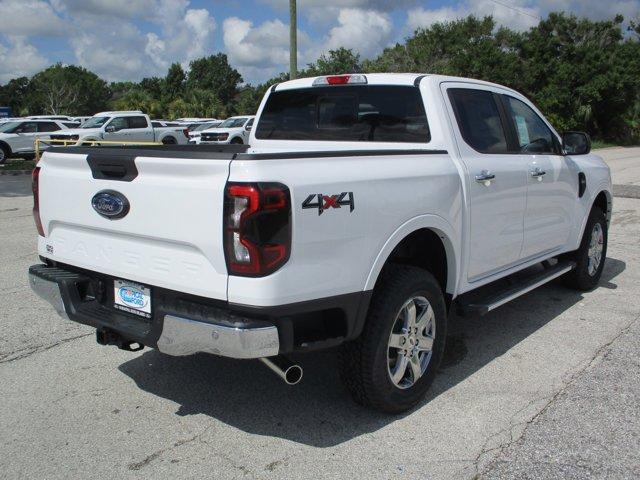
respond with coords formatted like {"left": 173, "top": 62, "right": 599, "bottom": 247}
{"left": 224, "top": 182, "right": 291, "bottom": 277}
{"left": 32, "top": 167, "right": 44, "bottom": 237}
{"left": 183, "top": 128, "right": 189, "bottom": 139}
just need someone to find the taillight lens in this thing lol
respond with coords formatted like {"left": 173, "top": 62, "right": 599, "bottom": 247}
{"left": 224, "top": 182, "right": 291, "bottom": 277}
{"left": 32, "top": 167, "right": 45, "bottom": 237}
{"left": 183, "top": 128, "right": 189, "bottom": 139}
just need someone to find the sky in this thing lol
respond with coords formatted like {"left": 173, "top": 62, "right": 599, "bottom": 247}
{"left": 0, "top": 0, "right": 639, "bottom": 85}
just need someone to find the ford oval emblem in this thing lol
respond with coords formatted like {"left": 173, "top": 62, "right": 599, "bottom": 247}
{"left": 91, "top": 190, "right": 129, "bottom": 219}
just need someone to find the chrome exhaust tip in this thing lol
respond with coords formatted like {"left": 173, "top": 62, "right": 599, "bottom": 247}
{"left": 259, "top": 356, "right": 303, "bottom": 385}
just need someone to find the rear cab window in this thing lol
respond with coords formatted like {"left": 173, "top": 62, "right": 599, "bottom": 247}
{"left": 128, "top": 116, "right": 149, "bottom": 129}
{"left": 255, "top": 85, "right": 431, "bottom": 143}
{"left": 447, "top": 88, "right": 508, "bottom": 154}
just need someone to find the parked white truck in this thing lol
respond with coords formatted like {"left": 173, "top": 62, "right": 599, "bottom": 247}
{"left": 29, "top": 74, "right": 611, "bottom": 412}
{"left": 48, "top": 111, "right": 189, "bottom": 146}
{"left": 196, "top": 116, "right": 255, "bottom": 145}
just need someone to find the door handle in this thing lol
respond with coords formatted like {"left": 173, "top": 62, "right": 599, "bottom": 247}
{"left": 530, "top": 167, "right": 546, "bottom": 181}
{"left": 475, "top": 170, "right": 496, "bottom": 185}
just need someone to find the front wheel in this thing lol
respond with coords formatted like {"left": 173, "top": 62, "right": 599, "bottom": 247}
{"left": 230, "top": 137, "right": 243, "bottom": 145}
{"left": 563, "top": 206, "right": 608, "bottom": 291}
{"left": 339, "top": 265, "right": 447, "bottom": 413}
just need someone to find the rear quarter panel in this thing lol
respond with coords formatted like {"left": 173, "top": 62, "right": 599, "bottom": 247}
{"left": 227, "top": 152, "right": 462, "bottom": 306}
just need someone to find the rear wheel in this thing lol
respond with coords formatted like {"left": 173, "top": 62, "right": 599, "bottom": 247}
{"left": 563, "top": 206, "right": 607, "bottom": 291}
{"left": 162, "top": 136, "right": 177, "bottom": 145}
{"left": 339, "top": 265, "right": 447, "bottom": 413}
{"left": 0, "top": 144, "right": 9, "bottom": 164}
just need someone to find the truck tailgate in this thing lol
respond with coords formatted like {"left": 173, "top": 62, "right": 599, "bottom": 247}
{"left": 37, "top": 149, "right": 232, "bottom": 300}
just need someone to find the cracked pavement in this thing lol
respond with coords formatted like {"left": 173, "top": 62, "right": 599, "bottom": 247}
{"left": 1, "top": 148, "right": 639, "bottom": 479}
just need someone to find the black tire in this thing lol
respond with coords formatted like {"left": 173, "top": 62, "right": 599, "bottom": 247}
{"left": 162, "top": 136, "right": 177, "bottom": 145}
{"left": 231, "top": 137, "right": 243, "bottom": 145}
{"left": 562, "top": 206, "right": 607, "bottom": 291}
{"left": 339, "top": 264, "right": 447, "bottom": 413}
{"left": 0, "top": 143, "right": 10, "bottom": 164}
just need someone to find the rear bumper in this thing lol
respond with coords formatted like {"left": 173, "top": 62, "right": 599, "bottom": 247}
{"left": 28, "top": 264, "right": 279, "bottom": 359}
{"left": 29, "top": 263, "right": 372, "bottom": 357}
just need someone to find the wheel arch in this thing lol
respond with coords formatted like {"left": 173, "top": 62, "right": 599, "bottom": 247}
{"left": 0, "top": 140, "right": 12, "bottom": 155}
{"left": 364, "top": 215, "right": 459, "bottom": 297}
{"left": 593, "top": 189, "right": 612, "bottom": 224}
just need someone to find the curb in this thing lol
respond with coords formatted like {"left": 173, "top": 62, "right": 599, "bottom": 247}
{"left": 0, "top": 169, "right": 33, "bottom": 176}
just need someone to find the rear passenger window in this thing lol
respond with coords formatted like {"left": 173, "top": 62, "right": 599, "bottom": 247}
{"left": 37, "top": 122, "right": 61, "bottom": 132}
{"left": 448, "top": 89, "right": 508, "bottom": 154}
{"left": 503, "top": 96, "right": 559, "bottom": 154}
{"left": 128, "top": 116, "right": 148, "bottom": 129}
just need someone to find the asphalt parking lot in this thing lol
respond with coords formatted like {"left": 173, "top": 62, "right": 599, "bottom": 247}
{"left": 1, "top": 148, "right": 639, "bottom": 479}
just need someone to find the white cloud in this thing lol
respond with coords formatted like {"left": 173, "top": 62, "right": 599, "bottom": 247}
{"left": 0, "top": 36, "right": 49, "bottom": 83}
{"left": 324, "top": 8, "right": 393, "bottom": 57}
{"left": 51, "top": 0, "right": 216, "bottom": 81}
{"left": 537, "top": 0, "right": 639, "bottom": 20}
{"left": 406, "top": 0, "right": 640, "bottom": 34}
{"left": 0, "top": 0, "right": 68, "bottom": 36}
{"left": 223, "top": 16, "right": 312, "bottom": 83}
{"left": 407, "top": 0, "right": 541, "bottom": 33}
{"left": 51, "top": 0, "right": 157, "bottom": 19}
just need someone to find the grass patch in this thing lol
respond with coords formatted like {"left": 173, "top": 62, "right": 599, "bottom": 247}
{"left": 0, "top": 159, "right": 36, "bottom": 171}
{"left": 591, "top": 140, "right": 621, "bottom": 150}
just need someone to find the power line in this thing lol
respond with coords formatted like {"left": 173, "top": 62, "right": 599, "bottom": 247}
{"left": 487, "top": 0, "right": 542, "bottom": 20}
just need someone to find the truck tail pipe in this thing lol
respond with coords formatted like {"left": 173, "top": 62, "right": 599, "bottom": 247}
{"left": 259, "top": 356, "right": 303, "bottom": 385}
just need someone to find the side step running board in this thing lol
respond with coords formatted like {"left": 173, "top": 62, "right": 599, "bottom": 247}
{"left": 457, "top": 261, "right": 576, "bottom": 317}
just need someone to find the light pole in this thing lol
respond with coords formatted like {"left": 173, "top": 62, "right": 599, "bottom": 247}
{"left": 289, "top": 0, "right": 297, "bottom": 80}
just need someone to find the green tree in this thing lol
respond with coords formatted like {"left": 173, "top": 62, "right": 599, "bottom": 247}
{"left": 164, "top": 63, "right": 186, "bottom": 100}
{"left": 516, "top": 13, "right": 640, "bottom": 138}
{"left": 109, "top": 89, "right": 163, "bottom": 118}
{"left": 186, "top": 54, "right": 242, "bottom": 105}
{"left": 28, "top": 64, "right": 110, "bottom": 115}
{"left": 306, "top": 48, "right": 362, "bottom": 75}
{"left": 139, "top": 77, "right": 164, "bottom": 99}
{"left": 0, "top": 76, "right": 30, "bottom": 115}
{"left": 365, "top": 16, "right": 522, "bottom": 86}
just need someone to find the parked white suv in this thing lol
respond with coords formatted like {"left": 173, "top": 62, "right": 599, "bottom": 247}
{"left": 48, "top": 111, "right": 189, "bottom": 146}
{"left": 197, "top": 116, "right": 254, "bottom": 145}
{"left": 29, "top": 74, "right": 611, "bottom": 412}
{"left": 0, "top": 119, "right": 73, "bottom": 162}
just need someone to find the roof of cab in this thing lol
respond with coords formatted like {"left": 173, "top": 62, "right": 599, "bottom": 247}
{"left": 271, "top": 73, "right": 516, "bottom": 95}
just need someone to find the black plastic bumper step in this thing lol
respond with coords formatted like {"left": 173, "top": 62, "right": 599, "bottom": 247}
{"left": 457, "top": 261, "right": 576, "bottom": 317}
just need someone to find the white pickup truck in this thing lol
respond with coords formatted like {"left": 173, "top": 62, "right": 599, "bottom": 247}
{"left": 48, "top": 111, "right": 189, "bottom": 146}
{"left": 196, "top": 116, "right": 255, "bottom": 145}
{"left": 29, "top": 74, "right": 611, "bottom": 412}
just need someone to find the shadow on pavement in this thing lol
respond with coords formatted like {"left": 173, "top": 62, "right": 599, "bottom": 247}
{"left": 118, "top": 257, "right": 626, "bottom": 447}
{"left": 0, "top": 175, "right": 32, "bottom": 197}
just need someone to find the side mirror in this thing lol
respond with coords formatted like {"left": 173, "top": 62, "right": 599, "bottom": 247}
{"left": 245, "top": 125, "right": 252, "bottom": 131}
{"left": 105, "top": 125, "right": 116, "bottom": 133}
{"left": 562, "top": 131, "right": 591, "bottom": 155}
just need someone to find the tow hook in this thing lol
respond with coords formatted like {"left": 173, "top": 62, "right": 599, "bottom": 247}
{"left": 96, "top": 329, "right": 144, "bottom": 352}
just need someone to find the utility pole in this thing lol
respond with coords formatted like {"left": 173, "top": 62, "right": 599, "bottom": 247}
{"left": 289, "top": 0, "right": 297, "bottom": 80}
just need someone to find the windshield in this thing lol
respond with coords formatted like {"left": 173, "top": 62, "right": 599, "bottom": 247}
{"left": 195, "top": 122, "right": 220, "bottom": 131}
{"left": 0, "top": 121, "right": 21, "bottom": 133}
{"left": 255, "top": 86, "right": 430, "bottom": 143}
{"left": 82, "top": 116, "right": 110, "bottom": 128}
{"left": 219, "top": 118, "right": 248, "bottom": 128}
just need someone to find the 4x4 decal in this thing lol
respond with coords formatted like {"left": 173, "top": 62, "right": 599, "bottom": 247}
{"left": 302, "top": 192, "right": 355, "bottom": 215}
